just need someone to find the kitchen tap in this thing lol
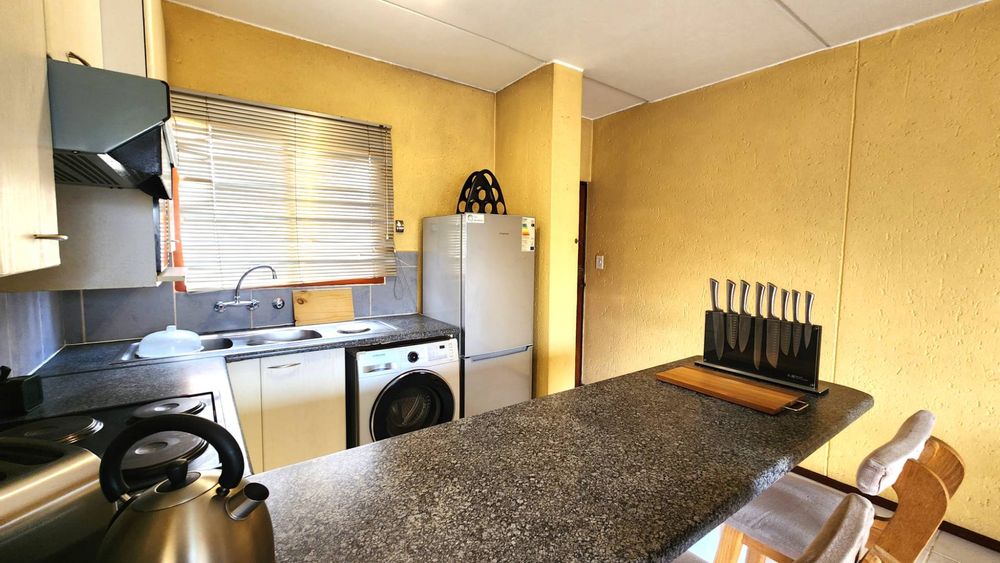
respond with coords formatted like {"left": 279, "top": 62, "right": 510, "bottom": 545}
{"left": 214, "top": 265, "right": 277, "bottom": 312}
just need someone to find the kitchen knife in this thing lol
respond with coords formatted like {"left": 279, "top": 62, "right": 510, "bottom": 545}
{"left": 753, "top": 282, "right": 765, "bottom": 370}
{"left": 738, "top": 280, "right": 751, "bottom": 352}
{"left": 792, "top": 290, "right": 802, "bottom": 357}
{"left": 803, "top": 291, "right": 815, "bottom": 350}
{"left": 779, "top": 289, "right": 791, "bottom": 356}
{"left": 725, "top": 279, "right": 738, "bottom": 351}
{"left": 766, "top": 283, "right": 780, "bottom": 369}
{"left": 709, "top": 278, "right": 725, "bottom": 360}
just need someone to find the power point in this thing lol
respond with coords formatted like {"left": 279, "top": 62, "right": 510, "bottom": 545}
{"left": 596, "top": 255, "right": 605, "bottom": 270}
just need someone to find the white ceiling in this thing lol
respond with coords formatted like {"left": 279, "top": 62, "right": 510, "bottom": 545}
{"left": 175, "top": 0, "right": 986, "bottom": 119}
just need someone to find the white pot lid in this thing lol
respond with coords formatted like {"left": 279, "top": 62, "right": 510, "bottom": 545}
{"left": 137, "top": 325, "right": 203, "bottom": 358}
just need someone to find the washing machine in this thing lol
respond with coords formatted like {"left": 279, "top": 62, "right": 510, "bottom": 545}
{"left": 349, "top": 338, "right": 460, "bottom": 447}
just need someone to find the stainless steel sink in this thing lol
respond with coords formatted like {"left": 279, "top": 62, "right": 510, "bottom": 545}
{"left": 243, "top": 329, "right": 322, "bottom": 346}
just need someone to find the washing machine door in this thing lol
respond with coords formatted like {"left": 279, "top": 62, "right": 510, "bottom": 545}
{"left": 370, "top": 370, "right": 455, "bottom": 442}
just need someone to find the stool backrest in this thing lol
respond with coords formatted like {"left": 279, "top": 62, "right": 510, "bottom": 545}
{"left": 855, "top": 410, "right": 935, "bottom": 495}
{"left": 797, "top": 494, "right": 875, "bottom": 563}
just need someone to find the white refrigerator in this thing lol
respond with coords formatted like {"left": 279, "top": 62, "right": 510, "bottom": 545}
{"left": 422, "top": 213, "right": 535, "bottom": 417}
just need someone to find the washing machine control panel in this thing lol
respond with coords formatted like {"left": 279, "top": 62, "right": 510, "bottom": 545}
{"left": 356, "top": 339, "right": 459, "bottom": 378}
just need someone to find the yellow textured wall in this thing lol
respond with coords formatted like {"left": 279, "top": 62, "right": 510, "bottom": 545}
{"left": 162, "top": 2, "right": 494, "bottom": 253}
{"left": 586, "top": 2, "right": 1000, "bottom": 536}
{"left": 580, "top": 118, "right": 593, "bottom": 182}
{"left": 496, "top": 64, "right": 582, "bottom": 396}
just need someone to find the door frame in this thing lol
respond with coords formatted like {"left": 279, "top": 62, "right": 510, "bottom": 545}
{"left": 575, "top": 181, "right": 588, "bottom": 387}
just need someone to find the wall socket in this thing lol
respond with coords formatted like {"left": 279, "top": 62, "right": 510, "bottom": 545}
{"left": 596, "top": 255, "right": 605, "bottom": 270}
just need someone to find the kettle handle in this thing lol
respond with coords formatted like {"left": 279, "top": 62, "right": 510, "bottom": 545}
{"left": 99, "top": 413, "right": 245, "bottom": 502}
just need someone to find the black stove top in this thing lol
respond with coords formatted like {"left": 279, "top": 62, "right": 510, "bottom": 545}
{"left": 0, "top": 393, "right": 220, "bottom": 490}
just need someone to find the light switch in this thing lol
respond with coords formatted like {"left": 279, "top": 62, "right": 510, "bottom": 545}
{"left": 595, "top": 255, "right": 605, "bottom": 270}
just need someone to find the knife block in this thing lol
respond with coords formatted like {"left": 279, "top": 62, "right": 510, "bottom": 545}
{"left": 699, "top": 311, "right": 824, "bottom": 393}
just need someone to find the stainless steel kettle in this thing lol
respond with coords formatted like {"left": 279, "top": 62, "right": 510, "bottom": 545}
{"left": 96, "top": 414, "right": 275, "bottom": 562}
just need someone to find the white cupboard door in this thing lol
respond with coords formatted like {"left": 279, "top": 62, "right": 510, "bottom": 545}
{"left": 260, "top": 349, "right": 346, "bottom": 471}
{"left": 43, "top": 0, "right": 104, "bottom": 67}
{"left": 0, "top": 0, "right": 60, "bottom": 276}
{"left": 227, "top": 359, "right": 263, "bottom": 473}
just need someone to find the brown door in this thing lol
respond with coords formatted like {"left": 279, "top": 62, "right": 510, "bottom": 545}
{"left": 575, "top": 181, "right": 588, "bottom": 387}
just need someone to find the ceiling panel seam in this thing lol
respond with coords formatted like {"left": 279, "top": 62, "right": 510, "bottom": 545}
{"left": 770, "top": 0, "right": 831, "bottom": 47}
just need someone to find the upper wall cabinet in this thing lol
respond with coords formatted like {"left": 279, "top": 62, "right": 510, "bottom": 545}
{"left": 43, "top": 0, "right": 105, "bottom": 68}
{"left": 0, "top": 1, "right": 62, "bottom": 277}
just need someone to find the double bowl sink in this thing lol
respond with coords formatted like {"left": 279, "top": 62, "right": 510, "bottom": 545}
{"left": 116, "top": 320, "right": 398, "bottom": 363}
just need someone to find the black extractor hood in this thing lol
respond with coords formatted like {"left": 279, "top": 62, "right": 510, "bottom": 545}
{"left": 47, "top": 59, "right": 174, "bottom": 200}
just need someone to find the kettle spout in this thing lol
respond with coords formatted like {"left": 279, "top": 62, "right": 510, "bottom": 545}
{"left": 226, "top": 483, "right": 270, "bottom": 520}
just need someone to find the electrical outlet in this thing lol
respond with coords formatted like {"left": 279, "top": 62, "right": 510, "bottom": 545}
{"left": 596, "top": 255, "right": 605, "bottom": 270}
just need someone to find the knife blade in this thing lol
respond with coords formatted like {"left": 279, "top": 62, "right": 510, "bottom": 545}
{"left": 710, "top": 278, "right": 725, "bottom": 360}
{"left": 779, "top": 289, "right": 791, "bottom": 356}
{"left": 738, "top": 280, "right": 751, "bottom": 352}
{"left": 803, "top": 291, "right": 815, "bottom": 350}
{"left": 753, "top": 282, "right": 765, "bottom": 370}
{"left": 792, "top": 290, "right": 802, "bottom": 357}
{"left": 766, "top": 283, "right": 780, "bottom": 368}
{"left": 725, "top": 279, "right": 738, "bottom": 351}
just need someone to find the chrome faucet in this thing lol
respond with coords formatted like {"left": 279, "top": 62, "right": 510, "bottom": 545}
{"left": 214, "top": 265, "right": 277, "bottom": 312}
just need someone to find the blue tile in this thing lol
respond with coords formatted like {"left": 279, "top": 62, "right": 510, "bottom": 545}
{"left": 83, "top": 284, "right": 175, "bottom": 342}
{"left": 371, "top": 268, "right": 418, "bottom": 316}
{"left": 6, "top": 292, "right": 45, "bottom": 374}
{"left": 352, "top": 286, "right": 371, "bottom": 318}
{"left": 176, "top": 290, "right": 251, "bottom": 334}
{"left": 396, "top": 251, "right": 419, "bottom": 268}
{"left": 37, "top": 291, "right": 63, "bottom": 360}
{"left": 251, "top": 288, "right": 294, "bottom": 328}
{"left": 0, "top": 294, "right": 10, "bottom": 371}
{"left": 60, "top": 291, "right": 84, "bottom": 344}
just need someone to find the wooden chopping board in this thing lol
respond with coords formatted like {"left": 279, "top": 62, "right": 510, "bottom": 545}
{"left": 656, "top": 365, "right": 807, "bottom": 415}
{"left": 292, "top": 289, "right": 354, "bottom": 326}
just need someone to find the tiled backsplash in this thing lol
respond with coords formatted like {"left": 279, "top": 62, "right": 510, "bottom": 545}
{"left": 61, "top": 252, "right": 419, "bottom": 344}
{"left": 0, "top": 291, "right": 63, "bottom": 375}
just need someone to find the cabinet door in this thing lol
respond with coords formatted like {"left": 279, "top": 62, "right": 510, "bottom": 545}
{"left": 227, "top": 359, "right": 263, "bottom": 473}
{"left": 0, "top": 0, "right": 61, "bottom": 276}
{"left": 260, "top": 349, "right": 346, "bottom": 471}
{"left": 43, "top": 0, "right": 104, "bottom": 67}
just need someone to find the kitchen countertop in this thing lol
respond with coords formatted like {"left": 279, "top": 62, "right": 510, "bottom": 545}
{"left": 34, "top": 314, "right": 458, "bottom": 377}
{"left": 250, "top": 356, "right": 873, "bottom": 563}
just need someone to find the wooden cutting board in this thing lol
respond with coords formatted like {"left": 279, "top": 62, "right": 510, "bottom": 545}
{"left": 292, "top": 289, "right": 354, "bottom": 326}
{"left": 656, "top": 365, "right": 807, "bottom": 415}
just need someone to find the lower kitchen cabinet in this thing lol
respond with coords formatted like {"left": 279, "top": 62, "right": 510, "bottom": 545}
{"left": 228, "top": 348, "right": 346, "bottom": 472}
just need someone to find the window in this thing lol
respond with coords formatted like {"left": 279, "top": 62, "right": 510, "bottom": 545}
{"left": 170, "top": 91, "right": 396, "bottom": 292}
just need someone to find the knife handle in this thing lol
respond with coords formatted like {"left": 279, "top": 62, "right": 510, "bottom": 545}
{"left": 755, "top": 282, "right": 765, "bottom": 317}
{"left": 792, "top": 290, "right": 801, "bottom": 322}
{"left": 780, "top": 289, "right": 789, "bottom": 321}
{"left": 726, "top": 279, "right": 736, "bottom": 313}
{"left": 740, "top": 280, "right": 750, "bottom": 314}
{"left": 767, "top": 283, "right": 777, "bottom": 319}
{"left": 805, "top": 291, "right": 814, "bottom": 324}
{"left": 710, "top": 278, "right": 721, "bottom": 311}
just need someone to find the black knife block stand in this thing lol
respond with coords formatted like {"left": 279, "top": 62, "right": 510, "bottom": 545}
{"left": 697, "top": 312, "right": 827, "bottom": 394}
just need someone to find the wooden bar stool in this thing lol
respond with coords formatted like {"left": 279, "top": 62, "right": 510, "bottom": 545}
{"left": 715, "top": 411, "right": 965, "bottom": 563}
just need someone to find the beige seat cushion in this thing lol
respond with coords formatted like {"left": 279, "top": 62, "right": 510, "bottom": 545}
{"left": 797, "top": 494, "right": 875, "bottom": 563}
{"left": 855, "top": 410, "right": 935, "bottom": 495}
{"left": 729, "top": 472, "right": 846, "bottom": 559}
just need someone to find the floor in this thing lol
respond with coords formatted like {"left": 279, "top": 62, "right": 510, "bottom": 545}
{"left": 681, "top": 477, "right": 1000, "bottom": 563}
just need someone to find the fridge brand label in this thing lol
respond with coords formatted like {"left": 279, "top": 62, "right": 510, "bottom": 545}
{"left": 465, "top": 213, "right": 485, "bottom": 224}
{"left": 521, "top": 217, "right": 536, "bottom": 252}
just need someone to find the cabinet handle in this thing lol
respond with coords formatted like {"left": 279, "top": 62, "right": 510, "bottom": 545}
{"left": 34, "top": 234, "right": 69, "bottom": 241}
{"left": 267, "top": 362, "right": 301, "bottom": 370}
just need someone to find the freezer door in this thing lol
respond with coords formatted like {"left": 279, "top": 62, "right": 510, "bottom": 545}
{"left": 464, "top": 347, "right": 532, "bottom": 417}
{"left": 463, "top": 214, "right": 535, "bottom": 356}
{"left": 422, "top": 215, "right": 463, "bottom": 327}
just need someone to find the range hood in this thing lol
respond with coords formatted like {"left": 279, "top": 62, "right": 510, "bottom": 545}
{"left": 47, "top": 60, "right": 174, "bottom": 200}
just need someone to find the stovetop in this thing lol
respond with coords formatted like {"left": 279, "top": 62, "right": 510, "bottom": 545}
{"left": 0, "top": 392, "right": 221, "bottom": 490}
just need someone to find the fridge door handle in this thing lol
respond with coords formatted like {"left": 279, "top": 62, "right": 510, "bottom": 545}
{"left": 467, "top": 346, "right": 531, "bottom": 362}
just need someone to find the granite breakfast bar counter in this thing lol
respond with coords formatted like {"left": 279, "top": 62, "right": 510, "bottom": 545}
{"left": 251, "top": 356, "right": 873, "bottom": 562}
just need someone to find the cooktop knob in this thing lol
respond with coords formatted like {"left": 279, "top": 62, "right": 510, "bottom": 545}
{"left": 407, "top": 351, "right": 419, "bottom": 363}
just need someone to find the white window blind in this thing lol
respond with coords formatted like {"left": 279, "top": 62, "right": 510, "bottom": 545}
{"left": 170, "top": 91, "right": 396, "bottom": 292}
